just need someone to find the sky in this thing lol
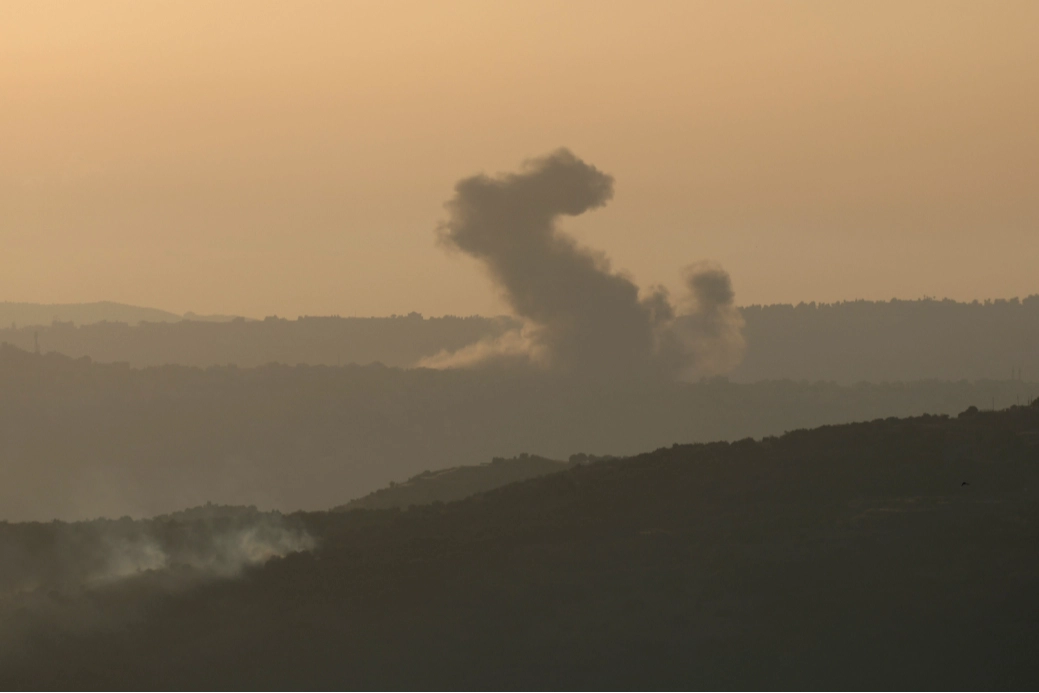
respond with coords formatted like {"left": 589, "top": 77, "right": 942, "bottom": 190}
{"left": 2, "top": 0, "right": 1037, "bottom": 318}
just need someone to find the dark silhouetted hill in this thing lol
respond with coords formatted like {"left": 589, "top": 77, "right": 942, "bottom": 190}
{"left": 1, "top": 343, "right": 1037, "bottom": 522}
{"left": 2, "top": 403, "right": 1038, "bottom": 689}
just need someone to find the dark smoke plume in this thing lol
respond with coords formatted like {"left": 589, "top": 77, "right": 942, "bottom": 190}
{"left": 421, "top": 149, "right": 744, "bottom": 379}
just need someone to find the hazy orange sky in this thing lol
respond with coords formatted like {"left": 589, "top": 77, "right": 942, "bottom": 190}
{"left": 3, "top": 1, "right": 1037, "bottom": 318}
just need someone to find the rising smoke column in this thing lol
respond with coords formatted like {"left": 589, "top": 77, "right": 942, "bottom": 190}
{"left": 424, "top": 148, "right": 744, "bottom": 380}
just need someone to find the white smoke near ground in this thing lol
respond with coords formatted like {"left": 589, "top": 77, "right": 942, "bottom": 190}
{"left": 93, "top": 535, "right": 169, "bottom": 583}
{"left": 418, "top": 326, "right": 546, "bottom": 370}
{"left": 425, "top": 149, "right": 745, "bottom": 381}
{"left": 0, "top": 509, "right": 316, "bottom": 652}
{"left": 89, "top": 515, "right": 316, "bottom": 585}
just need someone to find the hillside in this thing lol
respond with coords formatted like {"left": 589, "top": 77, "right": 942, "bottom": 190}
{"left": 335, "top": 454, "right": 573, "bottom": 511}
{"left": 2, "top": 343, "right": 1036, "bottom": 521}
{"left": 1, "top": 404, "right": 1037, "bottom": 688}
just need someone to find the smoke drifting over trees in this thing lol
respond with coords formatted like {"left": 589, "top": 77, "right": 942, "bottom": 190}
{"left": 423, "top": 149, "right": 744, "bottom": 379}
{"left": 0, "top": 507, "right": 314, "bottom": 654}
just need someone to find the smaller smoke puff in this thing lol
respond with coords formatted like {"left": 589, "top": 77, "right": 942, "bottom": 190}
{"left": 662, "top": 262, "right": 747, "bottom": 378}
{"left": 422, "top": 149, "right": 745, "bottom": 380}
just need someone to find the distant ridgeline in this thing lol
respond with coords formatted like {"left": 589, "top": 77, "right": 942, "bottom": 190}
{"left": 0, "top": 312, "right": 517, "bottom": 370}
{"left": 731, "top": 296, "right": 1039, "bottom": 383}
{"left": 1, "top": 298, "right": 1036, "bottom": 381}
{"left": 1, "top": 343, "right": 1036, "bottom": 522}
{"left": 335, "top": 454, "right": 575, "bottom": 511}
{"left": 0, "top": 301, "right": 240, "bottom": 329}
{"left": 0, "top": 301, "right": 183, "bottom": 327}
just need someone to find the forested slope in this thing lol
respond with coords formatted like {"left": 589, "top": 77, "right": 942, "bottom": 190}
{"left": 2, "top": 404, "right": 1038, "bottom": 688}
